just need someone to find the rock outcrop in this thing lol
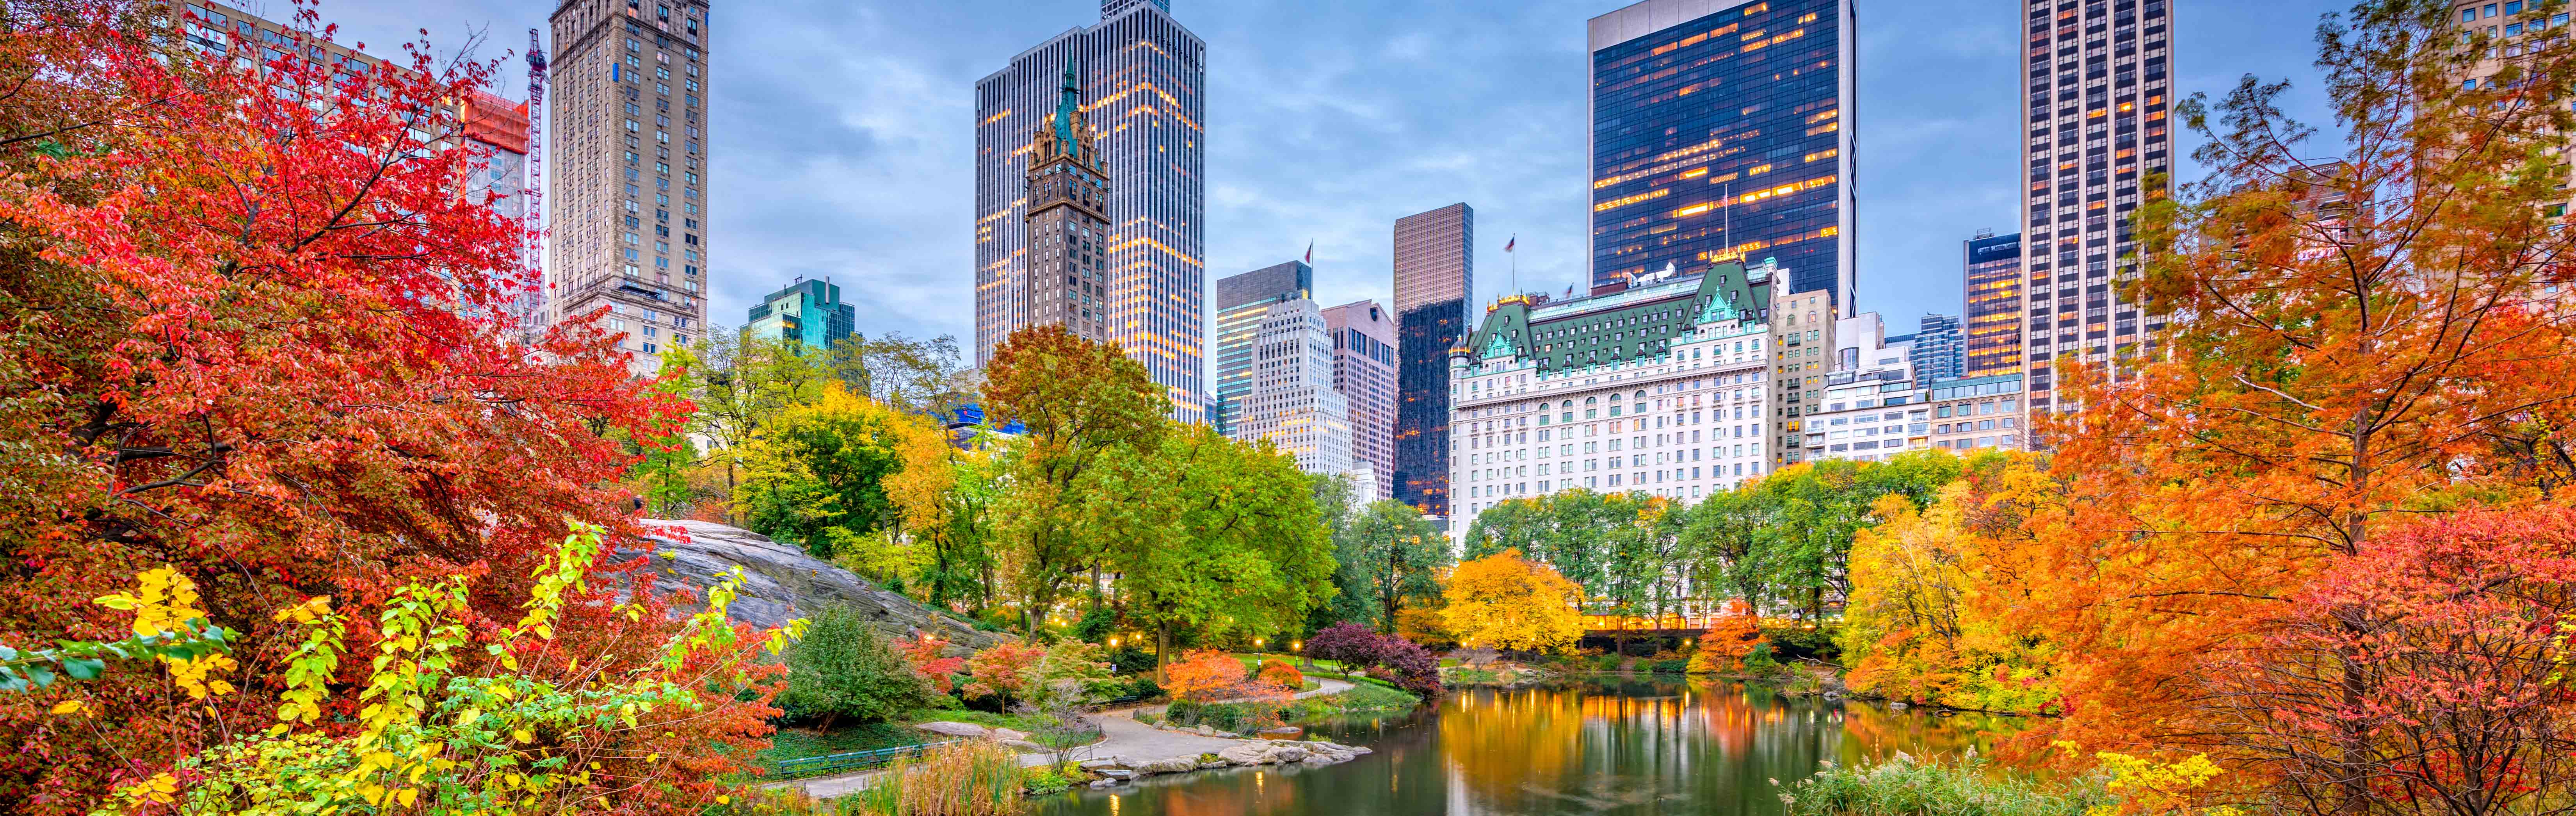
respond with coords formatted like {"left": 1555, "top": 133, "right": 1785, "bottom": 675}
{"left": 632, "top": 519, "right": 1006, "bottom": 654}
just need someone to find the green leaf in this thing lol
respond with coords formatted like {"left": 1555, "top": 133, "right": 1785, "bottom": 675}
{"left": 60, "top": 658, "right": 105, "bottom": 681}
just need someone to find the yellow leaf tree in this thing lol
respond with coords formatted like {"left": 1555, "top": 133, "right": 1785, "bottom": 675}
{"left": 1441, "top": 549, "right": 1585, "bottom": 654}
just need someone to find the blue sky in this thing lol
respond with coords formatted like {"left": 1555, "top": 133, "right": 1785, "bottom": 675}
{"left": 308, "top": 0, "right": 2345, "bottom": 346}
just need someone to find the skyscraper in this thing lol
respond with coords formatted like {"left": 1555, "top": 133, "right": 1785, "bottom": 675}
{"left": 974, "top": 0, "right": 1207, "bottom": 422}
{"left": 1588, "top": 0, "right": 1859, "bottom": 315}
{"left": 1019, "top": 59, "right": 1113, "bottom": 346}
{"left": 1961, "top": 230, "right": 2026, "bottom": 378}
{"left": 1229, "top": 298, "right": 1355, "bottom": 477}
{"left": 1910, "top": 314, "right": 1964, "bottom": 383}
{"left": 546, "top": 0, "right": 712, "bottom": 374}
{"left": 1324, "top": 300, "right": 1398, "bottom": 501}
{"left": 2021, "top": 0, "right": 2172, "bottom": 412}
{"left": 1212, "top": 261, "right": 1313, "bottom": 435}
{"left": 1394, "top": 203, "right": 1473, "bottom": 520}
{"left": 745, "top": 278, "right": 857, "bottom": 350}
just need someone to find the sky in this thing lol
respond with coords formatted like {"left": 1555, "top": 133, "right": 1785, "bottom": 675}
{"left": 292, "top": 0, "right": 2349, "bottom": 348}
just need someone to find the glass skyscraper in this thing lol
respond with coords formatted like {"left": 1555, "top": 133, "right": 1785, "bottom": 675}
{"left": 1212, "top": 260, "right": 1313, "bottom": 436}
{"left": 974, "top": 0, "right": 1207, "bottom": 422}
{"left": 1962, "top": 230, "right": 2025, "bottom": 378}
{"left": 745, "top": 278, "right": 856, "bottom": 350}
{"left": 1393, "top": 204, "right": 1473, "bottom": 521}
{"left": 1588, "top": 0, "right": 1857, "bottom": 316}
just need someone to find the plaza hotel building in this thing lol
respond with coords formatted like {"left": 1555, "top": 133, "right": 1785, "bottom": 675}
{"left": 1446, "top": 260, "right": 1795, "bottom": 534}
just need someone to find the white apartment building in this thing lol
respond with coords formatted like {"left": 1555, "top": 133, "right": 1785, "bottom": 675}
{"left": 1445, "top": 261, "right": 1786, "bottom": 538}
{"left": 1804, "top": 313, "right": 1930, "bottom": 463}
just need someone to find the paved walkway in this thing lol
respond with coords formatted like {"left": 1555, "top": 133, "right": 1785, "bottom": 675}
{"left": 785, "top": 677, "right": 1358, "bottom": 800}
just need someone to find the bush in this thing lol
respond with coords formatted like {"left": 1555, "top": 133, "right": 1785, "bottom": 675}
{"left": 1594, "top": 654, "right": 1624, "bottom": 671}
{"left": 1163, "top": 649, "right": 1249, "bottom": 702}
{"left": 1650, "top": 659, "right": 1689, "bottom": 674}
{"left": 1786, "top": 755, "right": 2109, "bottom": 816}
{"left": 777, "top": 605, "right": 939, "bottom": 729}
{"left": 1372, "top": 636, "right": 1442, "bottom": 697}
{"left": 1763, "top": 624, "right": 1842, "bottom": 663}
{"left": 1104, "top": 644, "right": 1155, "bottom": 675}
{"left": 1160, "top": 700, "right": 1279, "bottom": 734}
{"left": 1070, "top": 605, "right": 1115, "bottom": 643}
{"left": 1257, "top": 659, "right": 1303, "bottom": 691}
{"left": 1304, "top": 622, "right": 1383, "bottom": 668}
{"left": 1125, "top": 675, "right": 1163, "bottom": 701}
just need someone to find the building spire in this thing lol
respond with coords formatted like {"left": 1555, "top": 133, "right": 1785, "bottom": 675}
{"left": 1053, "top": 54, "right": 1083, "bottom": 155}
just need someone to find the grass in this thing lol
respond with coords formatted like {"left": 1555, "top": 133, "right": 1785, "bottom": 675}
{"left": 756, "top": 707, "right": 1065, "bottom": 771}
{"left": 1785, "top": 755, "right": 2108, "bottom": 816}
{"left": 834, "top": 740, "right": 1029, "bottom": 816}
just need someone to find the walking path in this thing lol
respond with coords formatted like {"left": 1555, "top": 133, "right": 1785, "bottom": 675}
{"left": 784, "top": 677, "right": 1359, "bottom": 800}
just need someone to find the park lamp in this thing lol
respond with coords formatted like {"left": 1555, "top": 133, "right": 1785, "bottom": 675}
{"left": 1108, "top": 636, "right": 1121, "bottom": 648}
{"left": 1291, "top": 640, "right": 1302, "bottom": 652}
{"left": 1254, "top": 636, "right": 1266, "bottom": 650}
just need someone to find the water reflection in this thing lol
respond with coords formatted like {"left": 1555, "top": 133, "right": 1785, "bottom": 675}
{"left": 1032, "top": 678, "right": 2019, "bottom": 816}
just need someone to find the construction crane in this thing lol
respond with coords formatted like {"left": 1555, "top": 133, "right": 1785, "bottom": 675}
{"left": 523, "top": 27, "right": 550, "bottom": 331}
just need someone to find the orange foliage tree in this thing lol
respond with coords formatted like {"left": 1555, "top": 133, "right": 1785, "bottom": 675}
{"left": 1686, "top": 600, "right": 1765, "bottom": 674}
{"left": 898, "top": 633, "right": 969, "bottom": 694}
{"left": 1256, "top": 658, "right": 1303, "bottom": 693}
{"left": 2014, "top": 0, "right": 2576, "bottom": 802}
{"left": 0, "top": 4, "right": 765, "bottom": 812}
{"left": 1160, "top": 649, "right": 1248, "bottom": 702}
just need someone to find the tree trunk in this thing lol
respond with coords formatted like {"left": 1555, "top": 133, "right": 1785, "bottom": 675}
{"left": 1155, "top": 622, "right": 1172, "bottom": 686}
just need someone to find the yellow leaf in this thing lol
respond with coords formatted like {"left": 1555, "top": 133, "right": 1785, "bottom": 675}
{"left": 717, "top": 795, "right": 732, "bottom": 805}
{"left": 512, "top": 729, "right": 533, "bottom": 743}
{"left": 48, "top": 700, "right": 82, "bottom": 715}
{"left": 397, "top": 788, "right": 418, "bottom": 807}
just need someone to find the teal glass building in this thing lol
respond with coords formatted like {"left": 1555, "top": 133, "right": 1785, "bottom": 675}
{"left": 745, "top": 278, "right": 857, "bottom": 349}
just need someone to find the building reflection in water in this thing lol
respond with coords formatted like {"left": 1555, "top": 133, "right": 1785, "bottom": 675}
{"left": 1030, "top": 677, "right": 2017, "bottom": 816}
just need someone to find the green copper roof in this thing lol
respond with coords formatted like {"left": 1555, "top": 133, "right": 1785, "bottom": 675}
{"left": 1052, "top": 54, "right": 1082, "bottom": 157}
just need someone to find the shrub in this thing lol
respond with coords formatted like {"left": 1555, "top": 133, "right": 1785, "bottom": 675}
{"left": 1304, "top": 623, "right": 1384, "bottom": 669}
{"left": 1257, "top": 659, "right": 1304, "bottom": 691}
{"left": 1126, "top": 675, "right": 1164, "bottom": 701}
{"left": 962, "top": 642, "right": 1048, "bottom": 709}
{"left": 1070, "top": 605, "right": 1116, "bottom": 643}
{"left": 776, "top": 605, "right": 938, "bottom": 730}
{"left": 895, "top": 632, "right": 969, "bottom": 695}
{"left": 1104, "top": 644, "right": 1156, "bottom": 675}
{"left": 1162, "top": 649, "right": 1249, "bottom": 702}
{"left": 1372, "top": 636, "right": 1442, "bottom": 697}
{"left": 1594, "top": 654, "right": 1624, "bottom": 671}
{"left": 1651, "top": 659, "right": 1689, "bottom": 674}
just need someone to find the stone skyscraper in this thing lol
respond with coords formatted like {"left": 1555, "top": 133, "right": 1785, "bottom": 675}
{"left": 1588, "top": 0, "right": 1859, "bottom": 315}
{"left": 974, "top": 0, "right": 1207, "bottom": 422}
{"left": 545, "top": 0, "right": 712, "bottom": 374}
{"left": 1324, "top": 300, "right": 1398, "bottom": 501}
{"left": 2021, "top": 0, "right": 2172, "bottom": 412}
{"left": 1393, "top": 203, "right": 1472, "bottom": 520}
{"left": 1019, "top": 59, "right": 1113, "bottom": 345}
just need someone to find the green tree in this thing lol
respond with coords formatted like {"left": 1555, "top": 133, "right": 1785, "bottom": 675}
{"left": 778, "top": 604, "right": 938, "bottom": 731}
{"left": 1083, "top": 425, "right": 1338, "bottom": 680}
{"left": 1461, "top": 496, "right": 1554, "bottom": 561}
{"left": 733, "top": 384, "right": 927, "bottom": 558}
{"left": 846, "top": 331, "right": 974, "bottom": 417}
{"left": 1678, "top": 487, "right": 1775, "bottom": 614}
{"left": 983, "top": 326, "right": 1169, "bottom": 634}
{"left": 1333, "top": 499, "right": 1449, "bottom": 634}
{"left": 1737, "top": 451, "right": 1960, "bottom": 617}
{"left": 678, "top": 331, "right": 843, "bottom": 513}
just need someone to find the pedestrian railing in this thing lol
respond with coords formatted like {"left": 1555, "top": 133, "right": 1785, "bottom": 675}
{"left": 773, "top": 739, "right": 958, "bottom": 779}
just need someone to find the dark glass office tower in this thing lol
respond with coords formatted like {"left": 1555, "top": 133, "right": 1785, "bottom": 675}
{"left": 1962, "top": 230, "right": 2025, "bottom": 378}
{"left": 1588, "top": 0, "right": 1857, "bottom": 316}
{"left": 1393, "top": 203, "right": 1472, "bottom": 521}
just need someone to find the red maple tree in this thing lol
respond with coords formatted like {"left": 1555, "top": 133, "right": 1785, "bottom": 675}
{"left": 0, "top": 4, "right": 765, "bottom": 812}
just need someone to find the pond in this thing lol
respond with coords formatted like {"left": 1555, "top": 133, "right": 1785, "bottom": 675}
{"left": 1030, "top": 677, "right": 2020, "bottom": 816}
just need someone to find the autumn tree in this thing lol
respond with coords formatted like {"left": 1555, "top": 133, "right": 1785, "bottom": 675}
{"left": 1161, "top": 649, "right": 1251, "bottom": 703}
{"left": 2022, "top": 0, "right": 2576, "bottom": 776}
{"left": 0, "top": 7, "right": 766, "bottom": 810}
{"left": 2199, "top": 508, "right": 2576, "bottom": 816}
{"left": 674, "top": 330, "right": 843, "bottom": 511}
{"left": 1838, "top": 454, "right": 2066, "bottom": 712}
{"left": 1332, "top": 499, "right": 1449, "bottom": 634}
{"left": 882, "top": 417, "right": 1008, "bottom": 612}
{"left": 732, "top": 383, "right": 936, "bottom": 560}
{"left": 1686, "top": 600, "right": 1767, "bottom": 674}
{"left": 1441, "top": 549, "right": 1586, "bottom": 655}
{"left": 1082, "top": 424, "right": 1336, "bottom": 680}
{"left": 982, "top": 325, "right": 1168, "bottom": 633}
